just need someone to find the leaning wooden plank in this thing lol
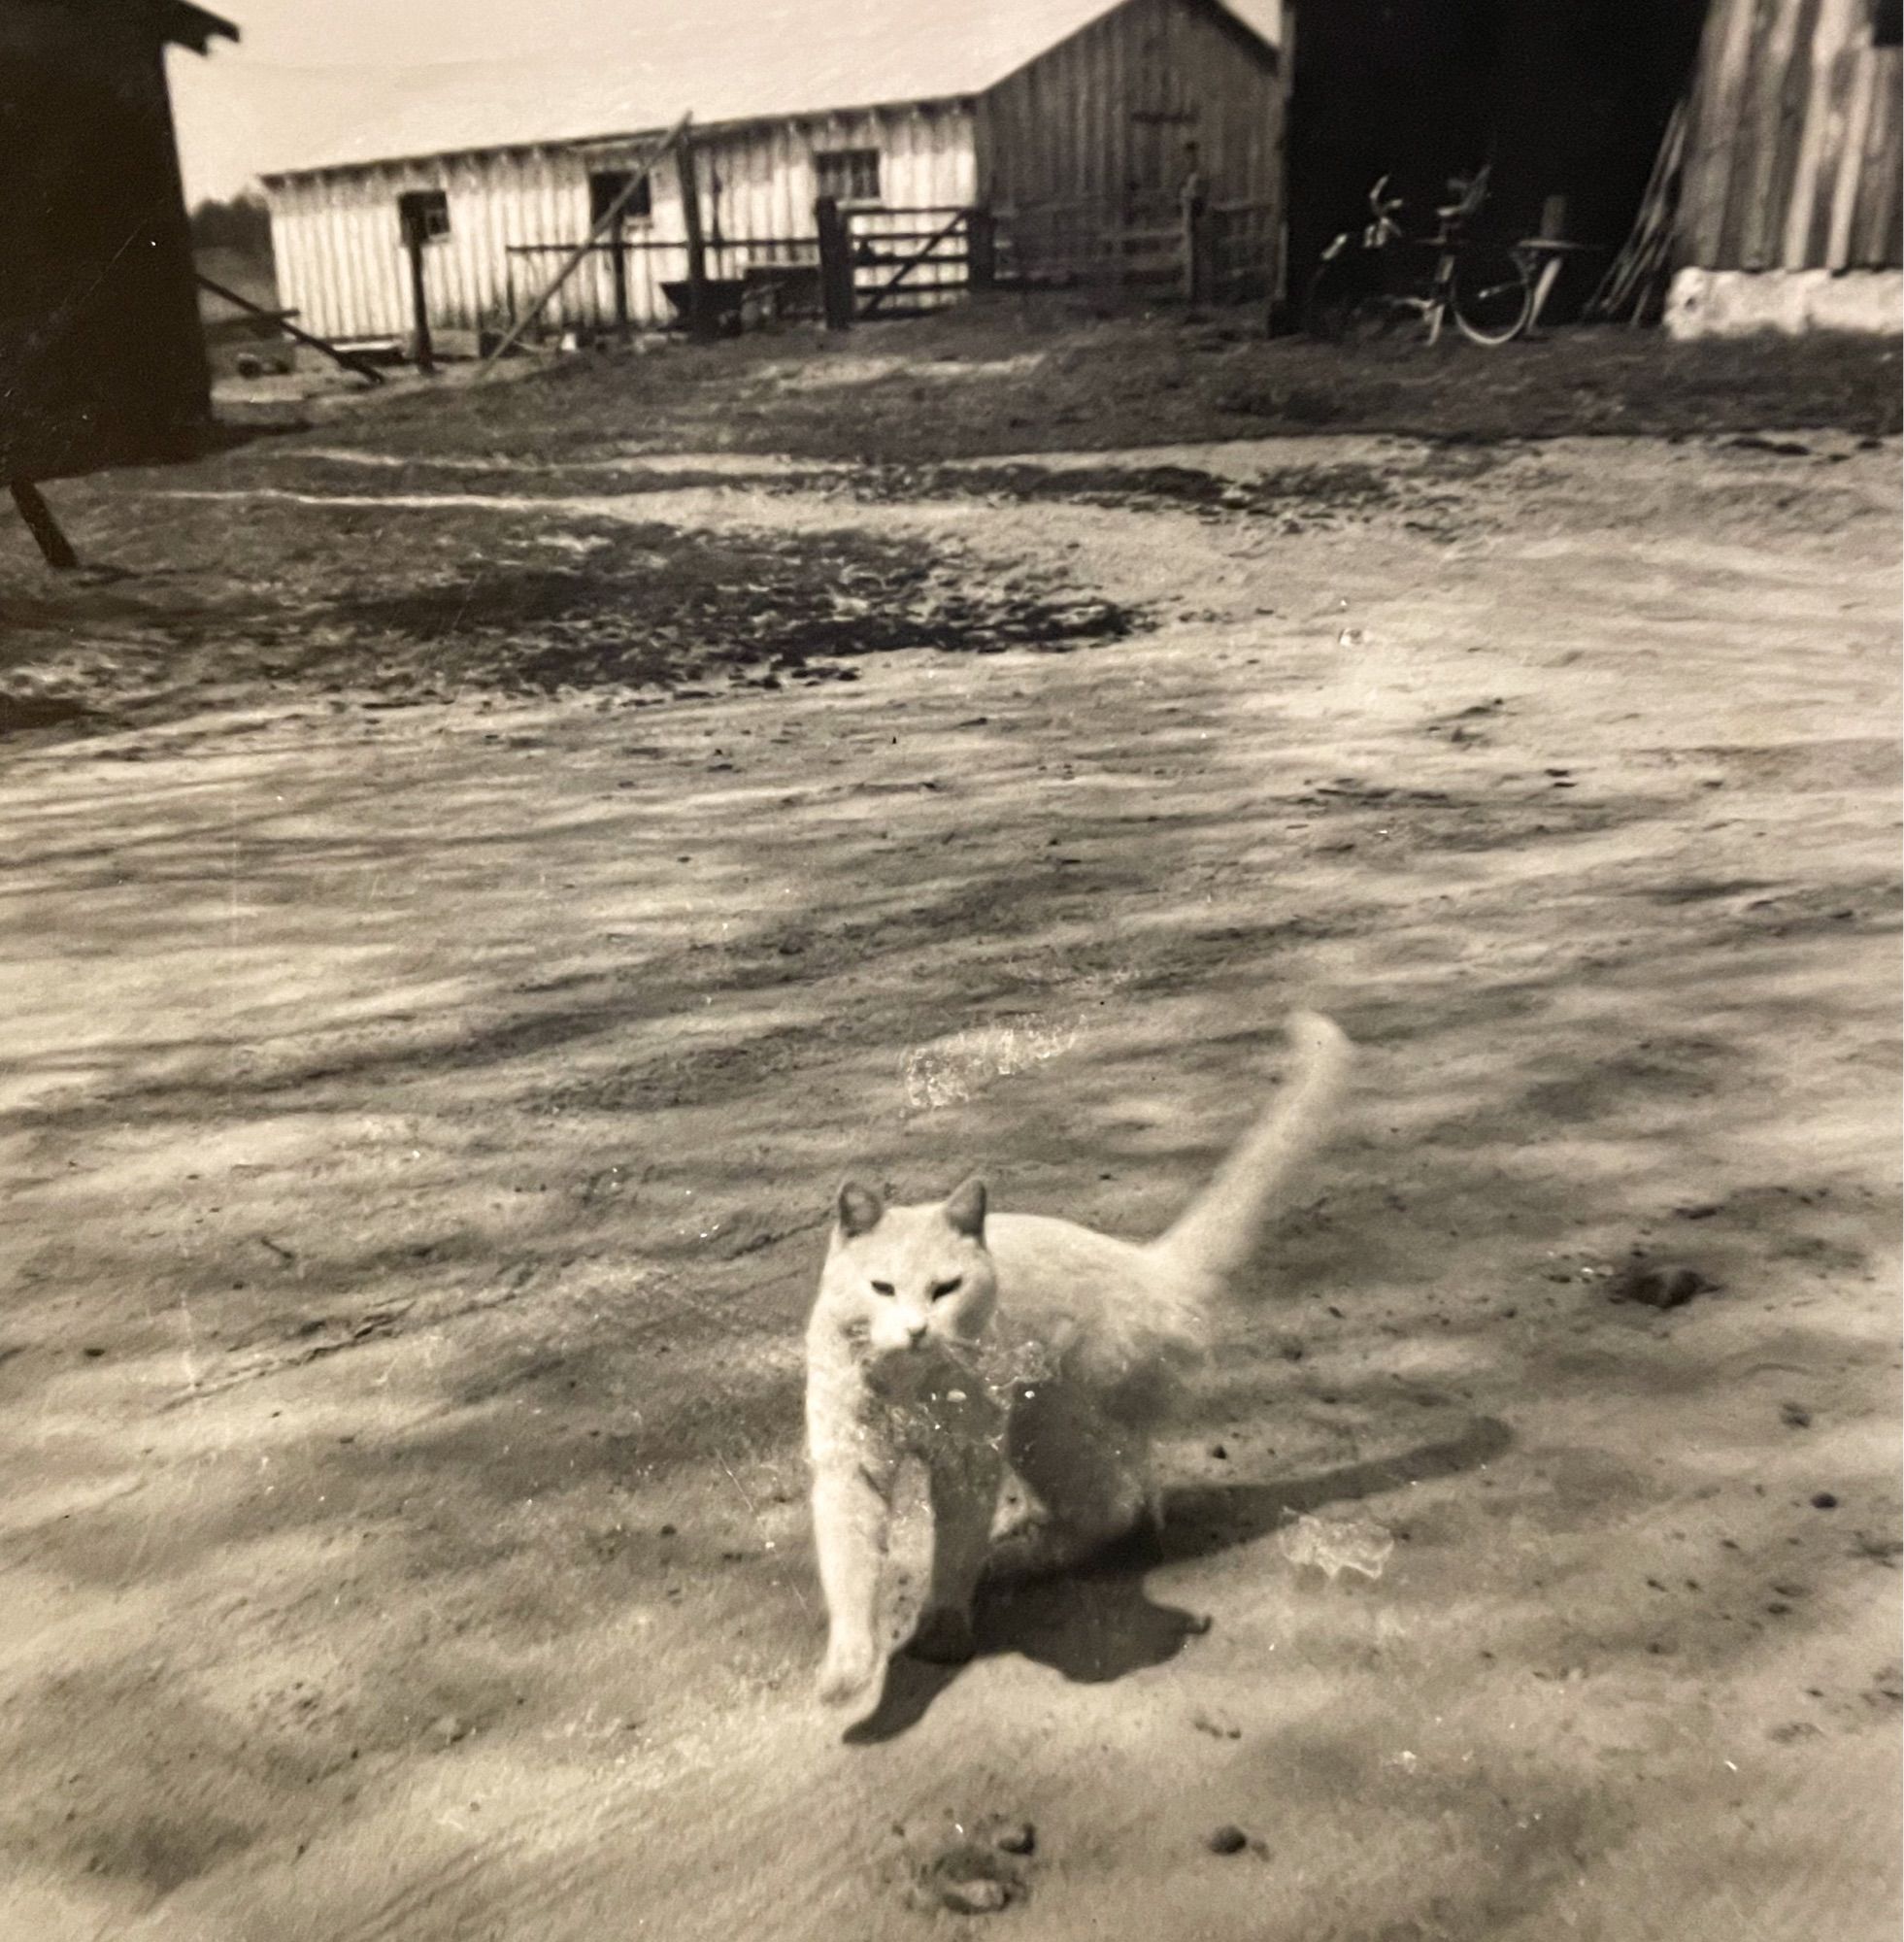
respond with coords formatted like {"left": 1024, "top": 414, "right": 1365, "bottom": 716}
{"left": 10, "top": 480, "right": 78, "bottom": 570}
{"left": 1588, "top": 97, "right": 1685, "bottom": 318}
{"left": 195, "top": 273, "right": 386, "bottom": 385}
{"left": 481, "top": 112, "right": 692, "bottom": 369}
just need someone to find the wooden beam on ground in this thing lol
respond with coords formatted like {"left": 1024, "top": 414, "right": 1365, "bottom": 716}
{"left": 196, "top": 273, "right": 388, "bottom": 385}
{"left": 480, "top": 113, "right": 692, "bottom": 370}
{"left": 11, "top": 480, "right": 78, "bottom": 570}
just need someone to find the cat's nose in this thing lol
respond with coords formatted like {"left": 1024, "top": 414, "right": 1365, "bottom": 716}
{"left": 904, "top": 1320, "right": 928, "bottom": 1346}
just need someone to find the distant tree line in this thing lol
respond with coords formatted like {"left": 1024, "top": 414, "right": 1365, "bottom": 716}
{"left": 189, "top": 193, "right": 273, "bottom": 260}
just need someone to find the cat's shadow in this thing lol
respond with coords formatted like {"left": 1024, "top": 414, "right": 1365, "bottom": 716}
{"left": 845, "top": 1415, "right": 1512, "bottom": 1744}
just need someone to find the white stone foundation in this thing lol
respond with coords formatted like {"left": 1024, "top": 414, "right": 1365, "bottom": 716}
{"left": 1664, "top": 267, "right": 1903, "bottom": 338}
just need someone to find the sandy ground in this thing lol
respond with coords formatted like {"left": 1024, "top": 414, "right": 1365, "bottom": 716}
{"left": 2, "top": 423, "right": 1899, "bottom": 1940}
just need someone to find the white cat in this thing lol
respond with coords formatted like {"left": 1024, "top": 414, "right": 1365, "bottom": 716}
{"left": 804, "top": 1011, "right": 1353, "bottom": 1708}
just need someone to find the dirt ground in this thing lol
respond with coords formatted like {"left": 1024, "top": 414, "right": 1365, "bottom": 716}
{"left": 2, "top": 322, "right": 1900, "bottom": 1940}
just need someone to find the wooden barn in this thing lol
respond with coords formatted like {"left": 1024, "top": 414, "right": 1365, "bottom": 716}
{"left": 1664, "top": 0, "right": 1901, "bottom": 332}
{"left": 0, "top": 0, "right": 237, "bottom": 493}
{"left": 258, "top": 0, "right": 1289, "bottom": 353}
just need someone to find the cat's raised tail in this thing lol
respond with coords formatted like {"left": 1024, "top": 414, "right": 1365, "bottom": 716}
{"left": 1148, "top": 1011, "right": 1353, "bottom": 1286}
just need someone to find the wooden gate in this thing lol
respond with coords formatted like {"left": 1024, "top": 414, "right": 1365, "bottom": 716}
{"left": 499, "top": 201, "right": 985, "bottom": 337}
{"left": 818, "top": 203, "right": 985, "bottom": 323}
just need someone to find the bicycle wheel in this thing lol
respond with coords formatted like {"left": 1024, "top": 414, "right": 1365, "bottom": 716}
{"left": 1451, "top": 247, "right": 1533, "bottom": 345}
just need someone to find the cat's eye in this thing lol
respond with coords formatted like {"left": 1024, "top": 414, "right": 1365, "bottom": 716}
{"left": 929, "top": 1277, "right": 964, "bottom": 1301}
{"left": 869, "top": 1280, "right": 896, "bottom": 1297}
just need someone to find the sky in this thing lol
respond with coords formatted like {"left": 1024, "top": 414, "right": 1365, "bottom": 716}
{"left": 168, "top": 0, "right": 623, "bottom": 201}
{"left": 168, "top": 0, "right": 1285, "bottom": 204}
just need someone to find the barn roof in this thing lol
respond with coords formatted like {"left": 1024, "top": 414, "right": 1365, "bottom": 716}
{"left": 257, "top": 0, "right": 1281, "bottom": 181}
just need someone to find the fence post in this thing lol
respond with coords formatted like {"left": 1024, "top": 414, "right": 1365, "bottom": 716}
{"left": 815, "top": 195, "right": 854, "bottom": 330}
{"left": 679, "top": 134, "right": 715, "bottom": 340}
{"left": 609, "top": 210, "right": 631, "bottom": 339}
{"left": 967, "top": 205, "right": 996, "bottom": 289}
{"left": 400, "top": 210, "right": 436, "bottom": 373}
{"left": 1181, "top": 199, "right": 1207, "bottom": 308}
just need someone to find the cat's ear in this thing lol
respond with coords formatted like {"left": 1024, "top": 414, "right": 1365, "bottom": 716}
{"left": 943, "top": 1176, "right": 986, "bottom": 1239}
{"left": 836, "top": 1180, "right": 885, "bottom": 1237}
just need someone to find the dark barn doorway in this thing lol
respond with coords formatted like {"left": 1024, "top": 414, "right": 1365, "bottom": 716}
{"left": 1286, "top": 0, "right": 1710, "bottom": 319}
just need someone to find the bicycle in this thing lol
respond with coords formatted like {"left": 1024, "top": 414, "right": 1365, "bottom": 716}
{"left": 1302, "top": 166, "right": 1534, "bottom": 348}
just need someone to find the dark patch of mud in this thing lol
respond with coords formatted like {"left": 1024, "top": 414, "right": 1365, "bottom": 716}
{"left": 847, "top": 458, "right": 1415, "bottom": 527}
{"left": 236, "top": 454, "right": 803, "bottom": 502}
{"left": 330, "top": 521, "right": 1139, "bottom": 697}
{"left": 0, "top": 503, "right": 1145, "bottom": 723}
{"left": 0, "top": 692, "right": 92, "bottom": 733}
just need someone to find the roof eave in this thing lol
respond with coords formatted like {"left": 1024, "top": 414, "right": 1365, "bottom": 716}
{"left": 979, "top": 0, "right": 1277, "bottom": 112}
{"left": 259, "top": 90, "right": 977, "bottom": 188}
{"left": 164, "top": 2, "right": 239, "bottom": 53}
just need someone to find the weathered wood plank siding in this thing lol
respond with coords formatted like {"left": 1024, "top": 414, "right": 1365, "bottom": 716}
{"left": 262, "top": 0, "right": 1290, "bottom": 343}
{"left": 264, "top": 102, "right": 978, "bottom": 342}
{"left": 1680, "top": 0, "right": 1902, "bottom": 270}
{"left": 979, "top": 0, "right": 1288, "bottom": 293}
{"left": 979, "top": 0, "right": 1286, "bottom": 284}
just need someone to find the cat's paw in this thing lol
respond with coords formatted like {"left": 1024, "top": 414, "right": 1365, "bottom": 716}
{"left": 815, "top": 1635, "right": 883, "bottom": 1707}
{"left": 908, "top": 1608, "right": 977, "bottom": 1665}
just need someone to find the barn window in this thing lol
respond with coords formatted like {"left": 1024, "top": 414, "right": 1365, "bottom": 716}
{"left": 396, "top": 188, "right": 450, "bottom": 243}
{"left": 1874, "top": 0, "right": 1902, "bottom": 45}
{"left": 589, "top": 169, "right": 651, "bottom": 225}
{"left": 816, "top": 148, "right": 883, "bottom": 205}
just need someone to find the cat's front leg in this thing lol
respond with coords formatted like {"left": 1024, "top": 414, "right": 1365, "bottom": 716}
{"left": 811, "top": 1459, "right": 894, "bottom": 1707}
{"left": 912, "top": 1439, "right": 1003, "bottom": 1664}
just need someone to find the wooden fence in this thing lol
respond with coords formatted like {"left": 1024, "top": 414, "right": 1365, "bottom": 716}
{"left": 501, "top": 203, "right": 979, "bottom": 338}
{"left": 993, "top": 192, "right": 1279, "bottom": 303}
{"left": 492, "top": 187, "right": 1274, "bottom": 346}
